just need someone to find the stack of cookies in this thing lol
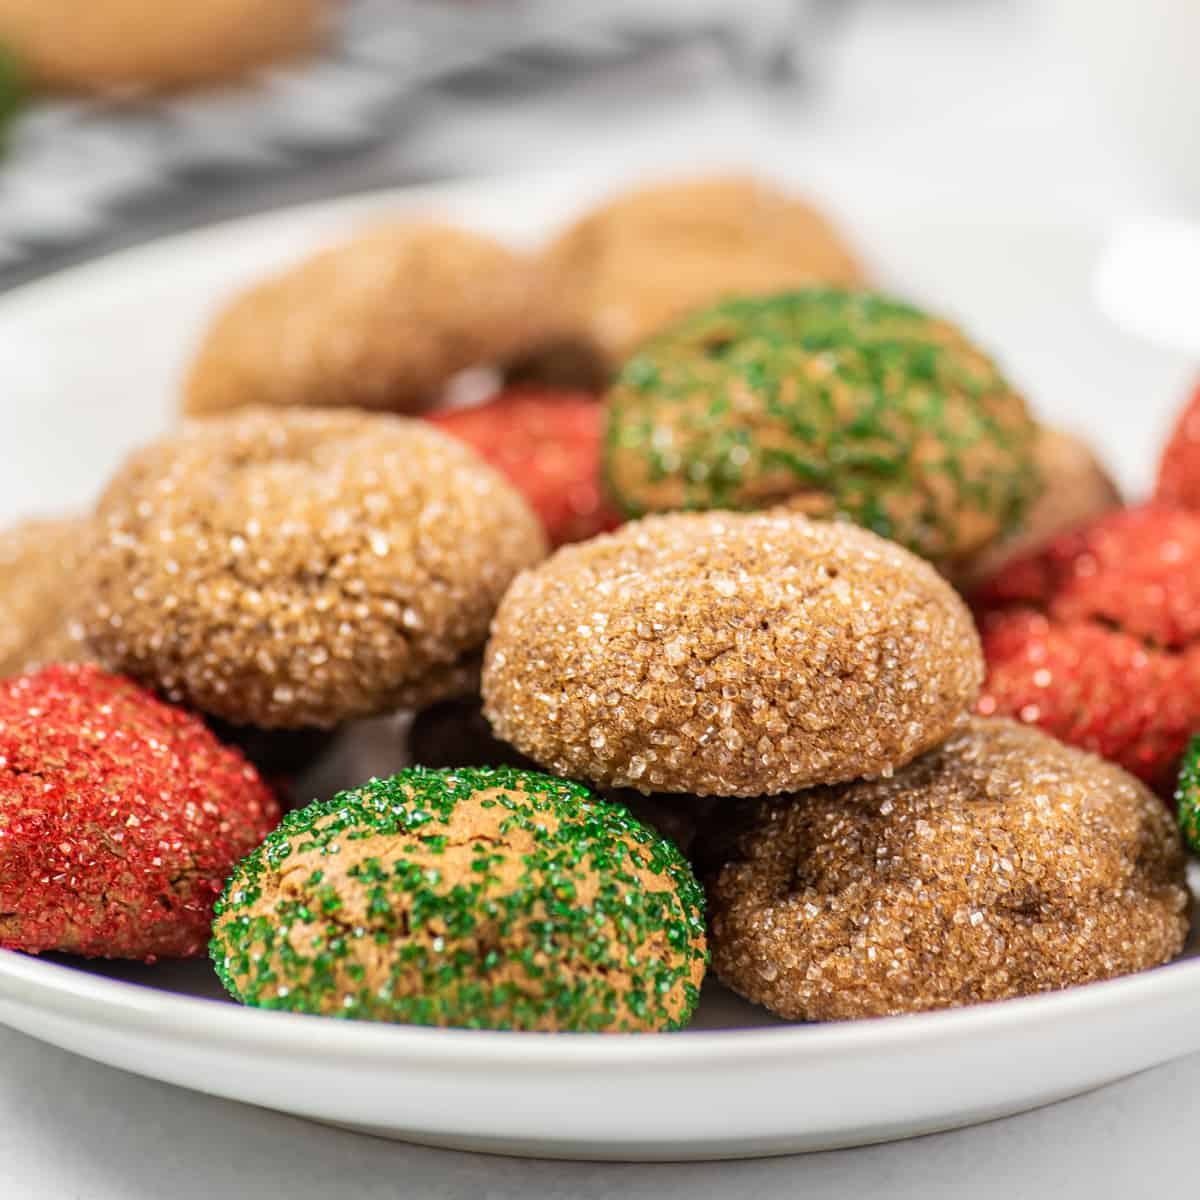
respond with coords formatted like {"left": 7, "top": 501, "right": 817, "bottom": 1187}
{"left": 480, "top": 512, "right": 1187, "bottom": 1020}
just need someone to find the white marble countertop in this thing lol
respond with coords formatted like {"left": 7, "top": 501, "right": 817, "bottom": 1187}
{"left": 3, "top": 2, "right": 1197, "bottom": 1194}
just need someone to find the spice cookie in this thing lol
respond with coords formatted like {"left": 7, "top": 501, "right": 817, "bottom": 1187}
{"left": 184, "top": 223, "right": 546, "bottom": 416}
{"left": 535, "top": 176, "right": 864, "bottom": 377}
{"left": 0, "top": 665, "right": 279, "bottom": 960}
{"left": 83, "top": 408, "right": 547, "bottom": 729}
{"left": 604, "top": 288, "right": 1039, "bottom": 564}
{"left": 211, "top": 766, "right": 707, "bottom": 1031}
{"left": 706, "top": 717, "right": 1190, "bottom": 1021}
{"left": 482, "top": 510, "right": 983, "bottom": 797}
{"left": 0, "top": 515, "right": 92, "bottom": 678}
{"left": 0, "top": 0, "right": 327, "bottom": 93}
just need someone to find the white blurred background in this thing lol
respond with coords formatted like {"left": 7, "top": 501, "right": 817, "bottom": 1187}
{"left": 0, "top": 0, "right": 1196, "bottom": 281}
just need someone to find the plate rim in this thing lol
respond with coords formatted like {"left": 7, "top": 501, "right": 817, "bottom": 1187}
{"left": 2, "top": 942, "right": 1198, "bottom": 1068}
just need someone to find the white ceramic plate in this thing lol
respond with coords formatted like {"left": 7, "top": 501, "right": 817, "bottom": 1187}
{"left": 0, "top": 168, "right": 1197, "bottom": 1161}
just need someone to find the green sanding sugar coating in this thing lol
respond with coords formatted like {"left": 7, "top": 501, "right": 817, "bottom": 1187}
{"left": 1176, "top": 735, "right": 1200, "bottom": 856}
{"left": 210, "top": 766, "right": 708, "bottom": 1032}
{"left": 604, "top": 287, "right": 1039, "bottom": 563}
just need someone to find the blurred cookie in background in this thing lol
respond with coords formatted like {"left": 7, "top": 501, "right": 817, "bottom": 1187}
{"left": 0, "top": 0, "right": 329, "bottom": 93}
{"left": 1155, "top": 380, "right": 1200, "bottom": 511}
{"left": 185, "top": 223, "right": 547, "bottom": 416}
{"left": 527, "top": 175, "right": 866, "bottom": 383}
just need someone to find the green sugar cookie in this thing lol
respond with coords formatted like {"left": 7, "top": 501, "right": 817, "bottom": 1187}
{"left": 210, "top": 766, "right": 707, "bottom": 1032}
{"left": 604, "top": 288, "right": 1038, "bottom": 563}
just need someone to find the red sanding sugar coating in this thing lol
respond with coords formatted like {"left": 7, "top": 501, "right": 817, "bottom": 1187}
{"left": 975, "top": 504, "right": 1200, "bottom": 795}
{"left": 974, "top": 504, "right": 1200, "bottom": 649}
{"left": 1156, "top": 380, "right": 1200, "bottom": 511}
{"left": 976, "top": 612, "right": 1197, "bottom": 796}
{"left": 0, "top": 664, "right": 280, "bottom": 960}
{"left": 427, "top": 387, "right": 622, "bottom": 547}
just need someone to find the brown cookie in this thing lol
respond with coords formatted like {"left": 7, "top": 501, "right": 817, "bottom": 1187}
{"left": 532, "top": 175, "right": 865, "bottom": 379}
{"left": 184, "top": 223, "right": 547, "bottom": 416}
{"left": 0, "top": 0, "right": 327, "bottom": 92}
{"left": 706, "top": 717, "right": 1190, "bottom": 1021}
{"left": 83, "top": 408, "right": 547, "bottom": 728}
{"left": 482, "top": 510, "right": 983, "bottom": 796}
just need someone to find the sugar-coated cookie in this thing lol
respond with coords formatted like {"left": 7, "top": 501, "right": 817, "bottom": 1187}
{"left": 706, "top": 717, "right": 1189, "bottom": 1020}
{"left": 211, "top": 767, "right": 707, "bottom": 1031}
{"left": 84, "top": 408, "right": 547, "bottom": 728}
{"left": 483, "top": 511, "right": 982, "bottom": 796}
{"left": 0, "top": 665, "right": 279, "bottom": 960}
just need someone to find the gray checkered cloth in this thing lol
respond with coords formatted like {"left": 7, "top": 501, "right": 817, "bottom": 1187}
{"left": 0, "top": 0, "right": 815, "bottom": 264}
